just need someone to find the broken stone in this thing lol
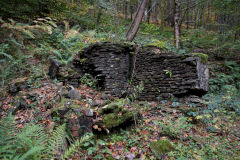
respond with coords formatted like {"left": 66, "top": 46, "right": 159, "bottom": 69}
{"left": 82, "top": 108, "right": 94, "bottom": 117}
{"left": 68, "top": 86, "right": 80, "bottom": 100}
{"left": 48, "top": 58, "right": 61, "bottom": 79}
{"left": 13, "top": 97, "right": 30, "bottom": 114}
{"left": 78, "top": 114, "right": 93, "bottom": 136}
{"left": 8, "top": 78, "right": 28, "bottom": 95}
{"left": 92, "top": 99, "right": 103, "bottom": 107}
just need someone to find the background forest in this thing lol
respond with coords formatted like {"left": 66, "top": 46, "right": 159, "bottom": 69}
{"left": 0, "top": 0, "right": 240, "bottom": 160}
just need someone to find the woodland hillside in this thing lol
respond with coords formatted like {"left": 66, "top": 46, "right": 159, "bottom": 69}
{"left": 0, "top": 0, "right": 239, "bottom": 160}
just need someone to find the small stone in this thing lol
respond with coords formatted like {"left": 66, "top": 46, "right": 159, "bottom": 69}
{"left": 92, "top": 100, "right": 102, "bottom": 107}
{"left": 72, "top": 131, "right": 79, "bottom": 137}
{"left": 56, "top": 82, "right": 63, "bottom": 90}
{"left": 83, "top": 109, "right": 94, "bottom": 117}
{"left": 70, "top": 126, "right": 80, "bottom": 131}
{"left": 100, "top": 93, "right": 109, "bottom": 100}
{"left": 68, "top": 86, "right": 80, "bottom": 100}
{"left": 9, "top": 84, "right": 18, "bottom": 94}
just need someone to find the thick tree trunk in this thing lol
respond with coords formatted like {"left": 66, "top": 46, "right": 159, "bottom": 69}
{"left": 126, "top": 0, "right": 148, "bottom": 41}
{"left": 174, "top": 0, "right": 181, "bottom": 49}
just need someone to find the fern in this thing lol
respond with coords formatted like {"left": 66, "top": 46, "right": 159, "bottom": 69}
{"left": 0, "top": 51, "right": 13, "bottom": 60}
{"left": 43, "top": 124, "right": 68, "bottom": 159}
{"left": 62, "top": 134, "right": 91, "bottom": 159}
{"left": 0, "top": 114, "right": 19, "bottom": 159}
{"left": 0, "top": 114, "right": 68, "bottom": 160}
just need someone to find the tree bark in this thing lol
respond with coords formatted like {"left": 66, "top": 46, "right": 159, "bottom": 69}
{"left": 147, "top": 0, "right": 151, "bottom": 23}
{"left": 96, "top": 8, "right": 102, "bottom": 26}
{"left": 174, "top": 0, "right": 181, "bottom": 49}
{"left": 125, "top": 1, "right": 128, "bottom": 19}
{"left": 126, "top": 0, "right": 148, "bottom": 41}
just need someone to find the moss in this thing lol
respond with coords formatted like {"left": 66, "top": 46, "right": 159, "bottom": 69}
{"left": 191, "top": 53, "right": 208, "bottom": 63}
{"left": 177, "top": 106, "right": 197, "bottom": 114}
{"left": 100, "top": 103, "right": 134, "bottom": 129}
{"left": 79, "top": 58, "right": 87, "bottom": 64}
{"left": 99, "top": 100, "right": 140, "bottom": 130}
{"left": 106, "top": 156, "right": 115, "bottom": 160}
{"left": 100, "top": 103, "right": 120, "bottom": 114}
{"left": 150, "top": 139, "right": 175, "bottom": 158}
{"left": 59, "top": 97, "right": 79, "bottom": 109}
{"left": 102, "top": 111, "right": 133, "bottom": 129}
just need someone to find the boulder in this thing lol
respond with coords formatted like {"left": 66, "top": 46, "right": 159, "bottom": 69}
{"left": 96, "top": 102, "right": 140, "bottom": 131}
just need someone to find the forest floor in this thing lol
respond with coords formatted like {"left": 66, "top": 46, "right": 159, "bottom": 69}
{"left": 1, "top": 75, "right": 239, "bottom": 160}
{"left": 0, "top": 16, "right": 240, "bottom": 160}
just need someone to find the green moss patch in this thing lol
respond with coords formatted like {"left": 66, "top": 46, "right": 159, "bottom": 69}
{"left": 100, "top": 102, "right": 139, "bottom": 130}
{"left": 102, "top": 111, "right": 133, "bottom": 129}
{"left": 150, "top": 139, "right": 175, "bottom": 158}
{"left": 191, "top": 53, "right": 208, "bottom": 63}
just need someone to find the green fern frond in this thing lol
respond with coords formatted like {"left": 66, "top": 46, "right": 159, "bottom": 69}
{"left": 0, "top": 114, "right": 68, "bottom": 160}
{"left": 61, "top": 134, "right": 91, "bottom": 160}
{"left": 53, "top": 50, "right": 63, "bottom": 60}
{"left": 14, "top": 146, "right": 44, "bottom": 160}
{"left": 0, "top": 51, "right": 13, "bottom": 60}
{"left": 44, "top": 124, "right": 67, "bottom": 159}
{"left": 0, "top": 114, "right": 19, "bottom": 159}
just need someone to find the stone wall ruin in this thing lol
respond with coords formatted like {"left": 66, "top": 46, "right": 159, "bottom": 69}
{"left": 49, "top": 42, "right": 209, "bottom": 101}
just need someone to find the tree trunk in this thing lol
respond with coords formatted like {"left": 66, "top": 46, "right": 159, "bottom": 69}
{"left": 147, "top": 0, "right": 151, "bottom": 23}
{"left": 186, "top": 0, "right": 189, "bottom": 30}
{"left": 125, "top": 1, "right": 128, "bottom": 19}
{"left": 96, "top": 8, "right": 102, "bottom": 26}
{"left": 126, "top": 0, "right": 148, "bottom": 41}
{"left": 174, "top": 0, "right": 181, "bottom": 49}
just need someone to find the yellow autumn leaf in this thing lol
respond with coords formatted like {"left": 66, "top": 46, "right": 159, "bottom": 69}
{"left": 205, "top": 114, "right": 212, "bottom": 118}
{"left": 196, "top": 115, "right": 203, "bottom": 119}
{"left": 214, "top": 125, "right": 220, "bottom": 129}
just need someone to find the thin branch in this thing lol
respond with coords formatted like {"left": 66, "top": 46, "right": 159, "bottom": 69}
{"left": 145, "top": 1, "right": 157, "bottom": 15}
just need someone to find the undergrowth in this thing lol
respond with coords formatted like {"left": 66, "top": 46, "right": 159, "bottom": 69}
{"left": 0, "top": 114, "right": 67, "bottom": 160}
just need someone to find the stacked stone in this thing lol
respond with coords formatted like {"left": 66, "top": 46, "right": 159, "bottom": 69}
{"left": 49, "top": 42, "right": 209, "bottom": 101}
{"left": 132, "top": 46, "right": 208, "bottom": 101}
{"left": 72, "top": 42, "right": 134, "bottom": 97}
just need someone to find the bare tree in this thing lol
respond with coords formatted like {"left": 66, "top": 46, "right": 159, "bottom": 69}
{"left": 126, "top": 0, "right": 148, "bottom": 41}
{"left": 173, "top": 0, "right": 181, "bottom": 48}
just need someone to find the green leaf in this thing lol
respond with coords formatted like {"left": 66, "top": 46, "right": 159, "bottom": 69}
{"left": 97, "top": 139, "right": 105, "bottom": 146}
{"left": 0, "top": 52, "right": 13, "bottom": 60}
{"left": 88, "top": 149, "right": 93, "bottom": 155}
{"left": 84, "top": 142, "right": 90, "bottom": 147}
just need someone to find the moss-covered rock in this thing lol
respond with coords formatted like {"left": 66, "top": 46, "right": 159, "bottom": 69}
{"left": 192, "top": 53, "right": 208, "bottom": 63}
{"left": 150, "top": 139, "right": 175, "bottom": 158}
{"left": 99, "top": 102, "right": 139, "bottom": 130}
{"left": 51, "top": 97, "right": 81, "bottom": 119}
{"left": 102, "top": 111, "right": 133, "bottom": 129}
